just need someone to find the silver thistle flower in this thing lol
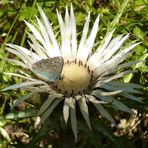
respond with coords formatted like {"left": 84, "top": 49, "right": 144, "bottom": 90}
{"left": 3, "top": 5, "right": 142, "bottom": 140}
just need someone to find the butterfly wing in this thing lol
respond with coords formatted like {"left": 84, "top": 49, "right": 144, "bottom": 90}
{"left": 32, "top": 56, "right": 64, "bottom": 82}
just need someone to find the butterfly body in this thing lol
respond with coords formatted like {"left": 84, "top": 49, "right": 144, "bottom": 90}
{"left": 32, "top": 56, "right": 64, "bottom": 82}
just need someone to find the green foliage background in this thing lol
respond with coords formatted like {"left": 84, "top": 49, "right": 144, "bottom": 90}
{"left": 0, "top": 0, "right": 147, "bottom": 147}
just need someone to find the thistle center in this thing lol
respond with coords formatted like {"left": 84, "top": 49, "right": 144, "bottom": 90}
{"left": 53, "top": 61, "right": 92, "bottom": 96}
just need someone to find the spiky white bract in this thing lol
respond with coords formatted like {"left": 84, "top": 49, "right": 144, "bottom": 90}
{"left": 3, "top": 5, "right": 142, "bottom": 140}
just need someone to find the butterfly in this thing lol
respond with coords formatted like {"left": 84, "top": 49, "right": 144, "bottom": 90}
{"left": 32, "top": 56, "right": 64, "bottom": 82}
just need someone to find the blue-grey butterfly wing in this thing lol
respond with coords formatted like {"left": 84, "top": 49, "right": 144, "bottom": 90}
{"left": 32, "top": 56, "right": 64, "bottom": 82}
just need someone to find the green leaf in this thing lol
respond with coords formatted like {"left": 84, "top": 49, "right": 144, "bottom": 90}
{"left": 0, "top": 109, "right": 37, "bottom": 120}
{"left": 38, "top": 94, "right": 56, "bottom": 115}
{"left": 112, "top": 99, "right": 134, "bottom": 114}
{"left": 19, "top": 7, "right": 38, "bottom": 21}
{"left": 92, "top": 119, "right": 120, "bottom": 146}
{"left": 40, "top": 99, "right": 62, "bottom": 124}
{"left": 120, "top": 93, "right": 142, "bottom": 103}
{"left": 133, "top": 26, "right": 146, "bottom": 40}
{"left": 14, "top": 92, "right": 35, "bottom": 106}
{"left": 93, "top": 103, "right": 115, "bottom": 125}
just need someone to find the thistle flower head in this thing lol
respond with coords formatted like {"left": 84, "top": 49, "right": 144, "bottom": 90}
{"left": 3, "top": 5, "right": 142, "bottom": 140}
